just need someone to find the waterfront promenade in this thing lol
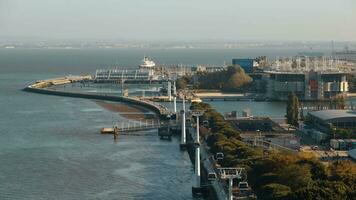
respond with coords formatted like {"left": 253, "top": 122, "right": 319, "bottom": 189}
{"left": 24, "top": 76, "right": 171, "bottom": 119}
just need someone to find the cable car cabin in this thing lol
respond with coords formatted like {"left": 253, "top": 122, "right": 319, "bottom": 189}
{"left": 207, "top": 172, "right": 217, "bottom": 181}
{"left": 158, "top": 127, "right": 172, "bottom": 140}
{"left": 237, "top": 182, "right": 251, "bottom": 193}
{"left": 237, "top": 181, "right": 252, "bottom": 196}
{"left": 202, "top": 120, "right": 209, "bottom": 127}
{"left": 215, "top": 152, "right": 224, "bottom": 161}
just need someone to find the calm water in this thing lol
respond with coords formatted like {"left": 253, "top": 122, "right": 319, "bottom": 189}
{"left": 0, "top": 48, "right": 346, "bottom": 200}
{"left": 0, "top": 48, "right": 208, "bottom": 200}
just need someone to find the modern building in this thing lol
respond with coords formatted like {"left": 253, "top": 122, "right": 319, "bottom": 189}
{"left": 308, "top": 110, "right": 356, "bottom": 133}
{"left": 348, "top": 149, "right": 356, "bottom": 161}
{"left": 265, "top": 71, "right": 348, "bottom": 100}
{"left": 232, "top": 58, "right": 257, "bottom": 73}
{"left": 195, "top": 65, "right": 226, "bottom": 73}
{"left": 264, "top": 57, "right": 350, "bottom": 100}
{"left": 94, "top": 68, "right": 156, "bottom": 82}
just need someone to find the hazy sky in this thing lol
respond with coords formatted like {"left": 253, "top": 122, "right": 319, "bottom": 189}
{"left": 1, "top": 0, "right": 356, "bottom": 41}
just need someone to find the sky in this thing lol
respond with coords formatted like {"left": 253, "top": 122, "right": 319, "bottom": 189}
{"left": 1, "top": 0, "right": 356, "bottom": 41}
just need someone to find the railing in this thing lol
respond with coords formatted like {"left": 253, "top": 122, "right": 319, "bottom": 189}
{"left": 25, "top": 79, "right": 172, "bottom": 117}
{"left": 246, "top": 138, "right": 298, "bottom": 153}
{"left": 114, "top": 119, "right": 161, "bottom": 133}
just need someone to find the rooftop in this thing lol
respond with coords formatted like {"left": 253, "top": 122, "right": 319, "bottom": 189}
{"left": 309, "top": 110, "right": 356, "bottom": 121}
{"left": 264, "top": 70, "right": 348, "bottom": 75}
{"left": 348, "top": 149, "right": 356, "bottom": 160}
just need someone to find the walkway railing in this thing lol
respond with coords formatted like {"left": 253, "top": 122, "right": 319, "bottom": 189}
{"left": 114, "top": 119, "right": 161, "bottom": 133}
{"left": 246, "top": 138, "right": 298, "bottom": 153}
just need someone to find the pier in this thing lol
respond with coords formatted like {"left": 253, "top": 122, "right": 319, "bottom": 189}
{"left": 23, "top": 76, "right": 171, "bottom": 119}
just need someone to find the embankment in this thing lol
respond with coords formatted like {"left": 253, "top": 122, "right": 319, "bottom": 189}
{"left": 23, "top": 77, "right": 170, "bottom": 119}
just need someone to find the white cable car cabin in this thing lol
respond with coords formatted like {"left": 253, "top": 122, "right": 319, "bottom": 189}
{"left": 216, "top": 152, "right": 224, "bottom": 161}
{"left": 207, "top": 172, "right": 217, "bottom": 181}
{"left": 237, "top": 182, "right": 250, "bottom": 191}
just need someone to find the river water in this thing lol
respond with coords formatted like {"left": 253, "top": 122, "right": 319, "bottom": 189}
{"left": 0, "top": 47, "right": 350, "bottom": 200}
{"left": 0, "top": 72, "right": 198, "bottom": 200}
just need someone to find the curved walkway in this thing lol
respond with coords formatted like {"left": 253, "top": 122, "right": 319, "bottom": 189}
{"left": 23, "top": 76, "right": 171, "bottom": 119}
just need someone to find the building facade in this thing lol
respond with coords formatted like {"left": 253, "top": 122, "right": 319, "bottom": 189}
{"left": 308, "top": 110, "right": 356, "bottom": 133}
{"left": 265, "top": 71, "right": 348, "bottom": 100}
{"left": 232, "top": 58, "right": 255, "bottom": 73}
{"left": 94, "top": 68, "right": 156, "bottom": 82}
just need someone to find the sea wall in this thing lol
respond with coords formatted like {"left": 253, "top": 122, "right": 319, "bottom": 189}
{"left": 23, "top": 77, "right": 170, "bottom": 119}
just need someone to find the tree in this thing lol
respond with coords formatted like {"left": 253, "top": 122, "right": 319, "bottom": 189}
{"left": 297, "top": 159, "right": 328, "bottom": 180}
{"left": 226, "top": 67, "right": 253, "bottom": 90}
{"left": 329, "top": 94, "right": 346, "bottom": 109}
{"left": 277, "top": 164, "right": 313, "bottom": 190}
{"left": 176, "top": 76, "right": 191, "bottom": 89}
{"left": 286, "top": 92, "right": 299, "bottom": 126}
{"left": 329, "top": 160, "right": 356, "bottom": 180}
{"left": 290, "top": 181, "right": 349, "bottom": 200}
{"left": 192, "top": 65, "right": 252, "bottom": 91}
{"left": 258, "top": 183, "right": 291, "bottom": 200}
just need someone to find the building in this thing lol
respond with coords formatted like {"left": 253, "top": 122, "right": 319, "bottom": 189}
{"left": 308, "top": 110, "right": 356, "bottom": 133}
{"left": 94, "top": 68, "right": 156, "bottom": 82}
{"left": 265, "top": 71, "right": 348, "bottom": 100}
{"left": 232, "top": 58, "right": 257, "bottom": 73}
{"left": 348, "top": 149, "right": 356, "bottom": 161}
{"left": 195, "top": 65, "right": 226, "bottom": 73}
{"left": 264, "top": 57, "right": 350, "bottom": 100}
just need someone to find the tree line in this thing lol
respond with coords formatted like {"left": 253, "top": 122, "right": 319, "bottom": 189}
{"left": 177, "top": 65, "right": 252, "bottom": 91}
{"left": 191, "top": 102, "right": 355, "bottom": 200}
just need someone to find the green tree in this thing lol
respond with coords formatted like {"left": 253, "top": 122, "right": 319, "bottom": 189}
{"left": 330, "top": 95, "right": 346, "bottom": 109}
{"left": 226, "top": 67, "right": 253, "bottom": 90}
{"left": 286, "top": 92, "right": 299, "bottom": 126}
{"left": 191, "top": 65, "right": 252, "bottom": 91}
{"left": 258, "top": 183, "right": 291, "bottom": 200}
{"left": 176, "top": 76, "right": 191, "bottom": 89}
{"left": 297, "top": 159, "right": 328, "bottom": 180}
{"left": 291, "top": 181, "right": 349, "bottom": 200}
{"left": 277, "top": 164, "right": 313, "bottom": 190}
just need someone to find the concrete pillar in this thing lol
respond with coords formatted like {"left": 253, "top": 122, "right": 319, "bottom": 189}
{"left": 173, "top": 97, "right": 177, "bottom": 113}
{"left": 196, "top": 116, "right": 200, "bottom": 143}
{"left": 173, "top": 81, "right": 177, "bottom": 96}
{"left": 181, "top": 109, "right": 186, "bottom": 145}
{"left": 168, "top": 81, "right": 172, "bottom": 101}
{"left": 229, "top": 178, "right": 233, "bottom": 200}
{"left": 195, "top": 146, "right": 201, "bottom": 188}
